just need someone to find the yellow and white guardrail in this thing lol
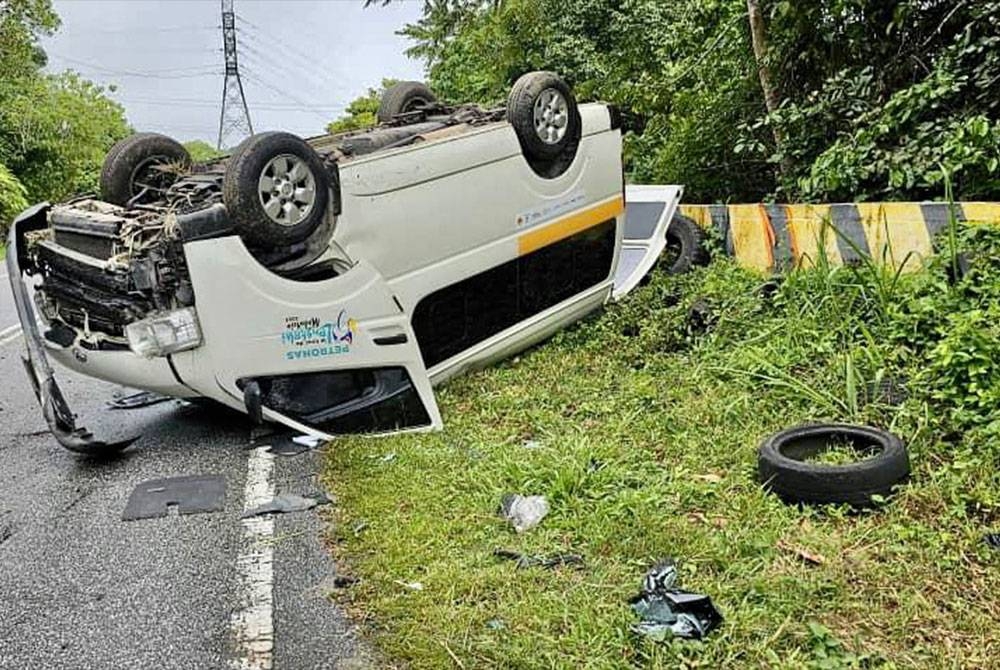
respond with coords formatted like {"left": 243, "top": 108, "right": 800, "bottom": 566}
{"left": 679, "top": 202, "right": 1000, "bottom": 273}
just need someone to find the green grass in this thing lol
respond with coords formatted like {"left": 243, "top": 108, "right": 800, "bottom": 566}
{"left": 324, "top": 226, "right": 1000, "bottom": 669}
{"left": 0, "top": 243, "right": 6, "bottom": 260}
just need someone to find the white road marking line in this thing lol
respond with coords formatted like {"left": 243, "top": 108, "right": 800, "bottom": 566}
{"left": 0, "top": 324, "right": 22, "bottom": 347}
{"left": 230, "top": 446, "right": 276, "bottom": 670}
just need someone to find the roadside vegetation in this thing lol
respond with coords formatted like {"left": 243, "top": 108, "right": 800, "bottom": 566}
{"left": 349, "top": 0, "right": 1000, "bottom": 204}
{"left": 326, "top": 219, "right": 1000, "bottom": 668}
{"left": 0, "top": 0, "right": 131, "bottom": 238}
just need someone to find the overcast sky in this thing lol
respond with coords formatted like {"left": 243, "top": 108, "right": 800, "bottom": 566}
{"left": 41, "top": 0, "right": 426, "bottom": 145}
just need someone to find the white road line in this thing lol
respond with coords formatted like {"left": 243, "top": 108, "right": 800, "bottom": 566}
{"left": 230, "top": 446, "right": 276, "bottom": 670}
{"left": 0, "top": 324, "right": 22, "bottom": 347}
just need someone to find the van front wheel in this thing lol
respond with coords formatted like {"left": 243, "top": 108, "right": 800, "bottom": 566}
{"left": 222, "top": 132, "right": 330, "bottom": 248}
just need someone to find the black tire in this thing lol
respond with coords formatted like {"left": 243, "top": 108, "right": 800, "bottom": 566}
{"left": 664, "top": 214, "right": 709, "bottom": 274}
{"left": 506, "top": 71, "right": 581, "bottom": 162}
{"left": 222, "top": 132, "right": 330, "bottom": 248}
{"left": 758, "top": 424, "right": 910, "bottom": 507}
{"left": 100, "top": 133, "right": 190, "bottom": 206}
{"left": 377, "top": 81, "right": 437, "bottom": 123}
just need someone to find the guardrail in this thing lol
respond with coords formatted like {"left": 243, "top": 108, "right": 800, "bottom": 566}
{"left": 679, "top": 202, "right": 1000, "bottom": 273}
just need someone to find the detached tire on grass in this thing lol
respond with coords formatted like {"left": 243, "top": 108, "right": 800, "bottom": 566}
{"left": 664, "top": 214, "right": 709, "bottom": 274}
{"left": 758, "top": 423, "right": 910, "bottom": 507}
{"left": 222, "top": 131, "right": 330, "bottom": 248}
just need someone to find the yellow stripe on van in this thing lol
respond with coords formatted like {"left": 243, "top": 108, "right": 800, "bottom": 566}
{"left": 517, "top": 195, "right": 625, "bottom": 255}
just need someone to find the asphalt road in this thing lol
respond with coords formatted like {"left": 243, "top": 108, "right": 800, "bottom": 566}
{"left": 0, "top": 274, "right": 371, "bottom": 669}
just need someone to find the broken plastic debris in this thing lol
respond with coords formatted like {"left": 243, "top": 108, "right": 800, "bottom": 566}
{"left": 241, "top": 492, "right": 332, "bottom": 518}
{"left": 107, "top": 389, "right": 172, "bottom": 410}
{"left": 630, "top": 559, "right": 723, "bottom": 641}
{"left": 249, "top": 431, "right": 322, "bottom": 456}
{"left": 499, "top": 493, "right": 549, "bottom": 533}
{"left": 393, "top": 580, "right": 424, "bottom": 591}
{"left": 494, "top": 548, "right": 584, "bottom": 570}
{"left": 122, "top": 475, "right": 226, "bottom": 521}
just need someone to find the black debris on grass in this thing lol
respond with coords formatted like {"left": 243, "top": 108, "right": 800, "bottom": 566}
{"left": 493, "top": 548, "right": 585, "bottom": 570}
{"left": 630, "top": 559, "right": 723, "bottom": 641}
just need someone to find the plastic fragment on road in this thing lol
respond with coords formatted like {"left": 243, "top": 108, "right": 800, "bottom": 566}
{"left": 498, "top": 493, "right": 549, "bottom": 533}
{"left": 630, "top": 559, "right": 723, "bottom": 641}
{"left": 107, "top": 389, "right": 173, "bottom": 410}
{"left": 493, "top": 548, "right": 584, "bottom": 569}
{"left": 249, "top": 431, "right": 323, "bottom": 456}
{"left": 240, "top": 492, "right": 332, "bottom": 518}
{"left": 122, "top": 475, "right": 226, "bottom": 520}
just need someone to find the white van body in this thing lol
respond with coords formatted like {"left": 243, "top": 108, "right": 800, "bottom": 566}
{"left": 7, "top": 101, "right": 681, "bottom": 448}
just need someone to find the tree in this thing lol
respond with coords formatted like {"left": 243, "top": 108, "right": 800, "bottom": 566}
{"left": 388, "top": 0, "right": 1000, "bottom": 204}
{"left": 184, "top": 140, "right": 225, "bottom": 162}
{"left": 746, "top": 0, "right": 789, "bottom": 181}
{"left": 0, "top": 0, "right": 130, "bottom": 232}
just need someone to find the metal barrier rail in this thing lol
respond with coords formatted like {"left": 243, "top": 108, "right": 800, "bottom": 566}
{"left": 679, "top": 202, "right": 1000, "bottom": 273}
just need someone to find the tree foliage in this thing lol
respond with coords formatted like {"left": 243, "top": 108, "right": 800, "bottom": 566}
{"left": 377, "top": 0, "right": 1000, "bottom": 204}
{"left": 327, "top": 80, "right": 397, "bottom": 134}
{"left": 183, "top": 140, "right": 225, "bottom": 162}
{"left": 0, "top": 0, "right": 129, "bottom": 235}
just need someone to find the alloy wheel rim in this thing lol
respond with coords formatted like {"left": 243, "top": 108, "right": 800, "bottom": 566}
{"left": 258, "top": 153, "right": 316, "bottom": 227}
{"left": 533, "top": 88, "right": 569, "bottom": 145}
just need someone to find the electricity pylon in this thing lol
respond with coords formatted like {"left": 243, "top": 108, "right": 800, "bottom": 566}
{"left": 217, "top": 0, "right": 253, "bottom": 150}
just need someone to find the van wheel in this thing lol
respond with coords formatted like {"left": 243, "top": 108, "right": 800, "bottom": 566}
{"left": 507, "top": 71, "right": 581, "bottom": 162}
{"left": 664, "top": 214, "right": 709, "bottom": 274}
{"left": 100, "top": 133, "right": 190, "bottom": 206}
{"left": 222, "top": 132, "right": 330, "bottom": 248}
{"left": 377, "top": 81, "right": 437, "bottom": 123}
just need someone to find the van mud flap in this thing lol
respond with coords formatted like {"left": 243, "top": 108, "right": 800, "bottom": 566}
{"left": 612, "top": 185, "right": 684, "bottom": 299}
{"left": 6, "top": 205, "right": 138, "bottom": 454}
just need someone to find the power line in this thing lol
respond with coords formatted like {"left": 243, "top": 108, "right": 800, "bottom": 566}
{"left": 236, "top": 38, "right": 350, "bottom": 99}
{"left": 235, "top": 16, "right": 350, "bottom": 88}
{"left": 240, "top": 68, "right": 335, "bottom": 124}
{"left": 235, "top": 26, "right": 351, "bottom": 94}
{"left": 48, "top": 52, "right": 221, "bottom": 79}
{"left": 65, "top": 25, "right": 218, "bottom": 36}
{"left": 116, "top": 97, "right": 346, "bottom": 113}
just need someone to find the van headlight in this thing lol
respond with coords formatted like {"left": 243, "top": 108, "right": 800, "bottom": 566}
{"left": 125, "top": 307, "right": 203, "bottom": 358}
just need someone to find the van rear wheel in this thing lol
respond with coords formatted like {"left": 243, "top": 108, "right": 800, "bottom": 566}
{"left": 507, "top": 71, "right": 581, "bottom": 163}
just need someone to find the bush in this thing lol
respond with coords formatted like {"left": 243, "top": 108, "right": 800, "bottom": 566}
{"left": 0, "top": 162, "right": 28, "bottom": 239}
